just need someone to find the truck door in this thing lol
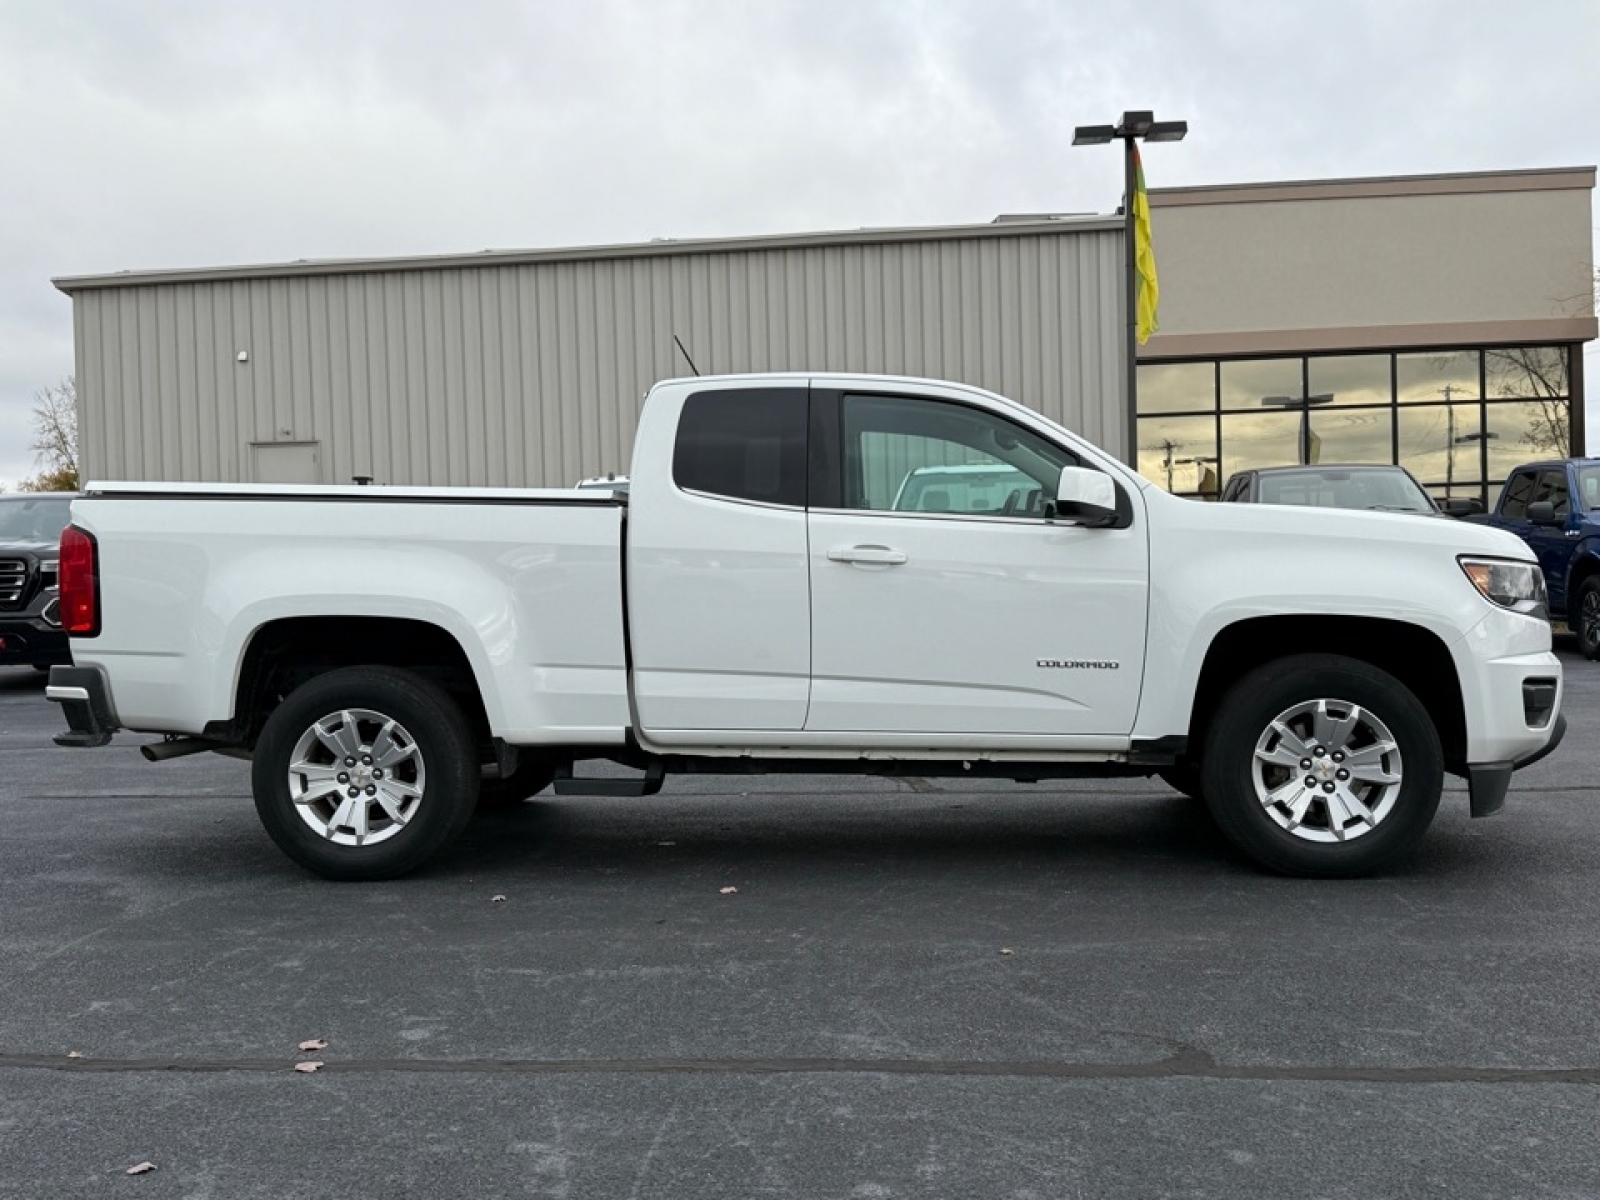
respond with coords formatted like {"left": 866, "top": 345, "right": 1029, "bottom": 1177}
{"left": 804, "top": 388, "right": 1149, "bottom": 740}
{"left": 626, "top": 385, "right": 812, "bottom": 732}
{"left": 1526, "top": 468, "right": 1576, "bottom": 614}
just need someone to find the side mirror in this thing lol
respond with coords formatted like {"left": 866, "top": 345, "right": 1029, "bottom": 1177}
{"left": 1439, "top": 497, "right": 1484, "bottom": 518}
{"left": 1526, "top": 500, "right": 1561, "bottom": 527}
{"left": 1054, "top": 466, "right": 1119, "bottom": 526}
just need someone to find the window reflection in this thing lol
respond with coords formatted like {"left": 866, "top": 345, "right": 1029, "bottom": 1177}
{"left": 1220, "top": 359, "right": 1302, "bottom": 410}
{"left": 1137, "top": 414, "right": 1219, "bottom": 495}
{"left": 1305, "top": 406, "right": 1393, "bottom": 464}
{"left": 1397, "top": 351, "right": 1479, "bottom": 404}
{"left": 1219, "top": 410, "right": 1301, "bottom": 475}
{"left": 1486, "top": 346, "right": 1569, "bottom": 399}
{"left": 1308, "top": 355, "right": 1391, "bottom": 407}
{"left": 1136, "top": 362, "right": 1215, "bottom": 415}
{"left": 1485, "top": 400, "right": 1568, "bottom": 478}
{"left": 1397, "top": 405, "right": 1484, "bottom": 490}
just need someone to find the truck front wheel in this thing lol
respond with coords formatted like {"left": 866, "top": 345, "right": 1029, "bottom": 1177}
{"left": 252, "top": 666, "right": 479, "bottom": 880}
{"left": 1200, "top": 654, "right": 1443, "bottom": 878}
{"left": 1575, "top": 577, "right": 1600, "bottom": 660}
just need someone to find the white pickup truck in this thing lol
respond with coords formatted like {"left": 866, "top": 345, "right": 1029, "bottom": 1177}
{"left": 48, "top": 373, "right": 1565, "bottom": 881}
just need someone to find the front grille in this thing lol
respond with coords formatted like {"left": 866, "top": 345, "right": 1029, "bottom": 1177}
{"left": 0, "top": 559, "right": 26, "bottom": 608}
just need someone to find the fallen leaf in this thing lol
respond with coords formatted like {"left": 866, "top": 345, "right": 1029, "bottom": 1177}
{"left": 297, "top": 1038, "right": 327, "bottom": 1052}
{"left": 67, "top": 1051, "right": 83, "bottom": 1059}
{"left": 491, "top": 894, "right": 507, "bottom": 903}
{"left": 999, "top": 948, "right": 1014, "bottom": 956}
{"left": 719, "top": 886, "right": 739, "bottom": 895}
{"left": 293, "top": 1061, "right": 324, "bottom": 1074}
{"left": 125, "top": 1163, "right": 156, "bottom": 1175}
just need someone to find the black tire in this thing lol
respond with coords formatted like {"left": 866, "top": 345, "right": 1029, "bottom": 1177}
{"left": 1576, "top": 578, "right": 1600, "bottom": 661}
{"left": 1200, "top": 654, "right": 1443, "bottom": 878}
{"left": 252, "top": 666, "right": 479, "bottom": 881}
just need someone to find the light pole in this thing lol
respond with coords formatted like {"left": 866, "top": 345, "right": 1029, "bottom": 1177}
{"left": 1451, "top": 430, "right": 1498, "bottom": 501}
{"left": 1261, "top": 393, "right": 1334, "bottom": 464}
{"left": 1073, "top": 110, "right": 1187, "bottom": 469}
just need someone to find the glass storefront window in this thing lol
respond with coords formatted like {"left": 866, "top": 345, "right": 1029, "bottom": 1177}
{"left": 1396, "top": 350, "right": 1479, "bottom": 404}
{"left": 1136, "top": 362, "right": 1215, "bottom": 415}
{"left": 1308, "top": 355, "right": 1392, "bottom": 407}
{"left": 1486, "top": 346, "right": 1569, "bottom": 400}
{"left": 1306, "top": 406, "right": 1394, "bottom": 465}
{"left": 1220, "top": 358, "right": 1302, "bottom": 410}
{"left": 1397, "top": 405, "right": 1484, "bottom": 491}
{"left": 1136, "top": 414, "right": 1219, "bottom": 496}
{"left": 1218, "top": 409, "right": 1302, "bottom": 477}
{"left": 1485, "top": 400, "right": 1569, "bottom": 479}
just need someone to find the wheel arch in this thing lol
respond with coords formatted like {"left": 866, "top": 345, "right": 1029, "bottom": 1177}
{"left": 220, "top": 616, "right": 493, "bottom": 756}
{"left": 1186, "top": 615, "right": 1468, "bottom": 774}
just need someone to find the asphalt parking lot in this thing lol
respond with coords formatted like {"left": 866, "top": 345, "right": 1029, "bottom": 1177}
{"left": 2, "top": 646, "right": 1598, "bottom": 1199}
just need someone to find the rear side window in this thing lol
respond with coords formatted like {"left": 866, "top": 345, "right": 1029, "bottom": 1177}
{"left": 673, "top": 388, "right": 808, "bottom": 507}
{"left": 1499, "top": 471, "right": 1536, "bottom": 519}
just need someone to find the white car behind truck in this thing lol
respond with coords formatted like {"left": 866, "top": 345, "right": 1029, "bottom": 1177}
{"left": 48, "top": 373, "right": 1565, "bottom": 880}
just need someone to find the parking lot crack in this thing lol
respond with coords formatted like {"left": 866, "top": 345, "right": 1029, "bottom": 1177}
{"left": 2, "top": 1051, "right": 1598, "bottom": 1085}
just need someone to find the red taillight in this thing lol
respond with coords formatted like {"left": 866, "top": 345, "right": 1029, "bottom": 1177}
{"left": 59, "top": 525, "right": 99, "bottom": 636}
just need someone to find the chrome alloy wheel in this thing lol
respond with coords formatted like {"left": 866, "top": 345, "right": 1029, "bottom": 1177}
{"left": 287, "top": 708, "right": 426, "bottom": 846}
{"left": 1251, "top": 698, "right": 1403, "bottom": 844}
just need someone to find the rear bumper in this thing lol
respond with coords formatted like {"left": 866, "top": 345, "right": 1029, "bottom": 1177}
{"left": 46, "top": 664, "right": 119, "bottom": 747}
{"left": 0, "top": 613, "right": 70, "bottom": 667}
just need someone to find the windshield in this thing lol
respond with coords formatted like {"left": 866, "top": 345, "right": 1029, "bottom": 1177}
{"left": 1573, "top": 466, "right": 1600, "bottom": 511}
{"left": 0, "top": 496, "right": 72, "bottom": 542}
{"left": 1254, "top": 469, "right": 1435, "bottom": 514}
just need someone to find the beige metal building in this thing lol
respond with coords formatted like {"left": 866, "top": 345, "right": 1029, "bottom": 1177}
{"left": 54, "top": 165, "right": 1596, "bottom": 505}
{"left": 54, "top": 219, "right": 1128, "bottom": 488}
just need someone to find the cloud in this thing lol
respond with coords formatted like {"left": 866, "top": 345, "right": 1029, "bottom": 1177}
{"left": 1, "top": 0, "right": 1596, "bottom": 485}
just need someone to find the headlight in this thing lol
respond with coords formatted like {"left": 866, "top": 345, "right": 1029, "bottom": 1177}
{"left": 1459, "top": 556, "right": 1547, "bottom": 618}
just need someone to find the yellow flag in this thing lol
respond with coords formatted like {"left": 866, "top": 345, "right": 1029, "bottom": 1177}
{"left": 1132, "top": 144, "right": 1159, "bottom": 344}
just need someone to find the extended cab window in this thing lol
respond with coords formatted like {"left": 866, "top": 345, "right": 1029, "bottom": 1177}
{"left": 1499, "top": 471, "right": 1536, "bottom": 519}
{"left": 673, "top": 388, "right": 808, "bottom": 507}
{"left": 840, "top": 393, "right": 1077, "bottom": 517}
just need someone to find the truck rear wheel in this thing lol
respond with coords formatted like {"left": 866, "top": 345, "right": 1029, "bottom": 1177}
{"left": 252, "top": 666, "right": 479, "bottom": 880}
{"left": 1200, "top": 654, "right": 1443, "bottom": 878}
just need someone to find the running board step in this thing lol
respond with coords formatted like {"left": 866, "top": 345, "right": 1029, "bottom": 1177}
{"left": 551, "top": 762, "right": 665, "bottom": 797}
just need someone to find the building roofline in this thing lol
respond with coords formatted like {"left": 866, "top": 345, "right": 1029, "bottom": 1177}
{"left": 1150, "top": 165, "right": 1595, "bottom": 208}
{"left": 52, "top": 214, "right": 1123, "bottom": 293}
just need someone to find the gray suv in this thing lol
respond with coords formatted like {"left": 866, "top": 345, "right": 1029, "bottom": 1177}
{"left": 0, "top": 493, "right": 74, "bottom": 670}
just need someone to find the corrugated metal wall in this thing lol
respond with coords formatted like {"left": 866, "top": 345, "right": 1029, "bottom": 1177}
{"left": 69, "top": 227, "right": 1127, "bottom": 487}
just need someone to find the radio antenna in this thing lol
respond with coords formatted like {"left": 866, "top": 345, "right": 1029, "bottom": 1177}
{"left": 672, "top": 334, "right": 701, "bottom": 377}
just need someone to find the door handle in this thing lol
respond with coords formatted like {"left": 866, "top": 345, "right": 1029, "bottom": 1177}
{"left": 827, "top": 544, "right": 908, "bottom": 565}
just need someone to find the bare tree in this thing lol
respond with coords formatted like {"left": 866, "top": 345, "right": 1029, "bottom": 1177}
{"left": 20, "top": 376, "right": 78, "bottom": 492}
{"left": 1484, "top": 347, "right": 1571, "bottom": 455}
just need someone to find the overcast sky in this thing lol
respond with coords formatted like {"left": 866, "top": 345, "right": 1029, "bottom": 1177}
{"left": 2, "top": 0, "right": 1597, "bottom": 487}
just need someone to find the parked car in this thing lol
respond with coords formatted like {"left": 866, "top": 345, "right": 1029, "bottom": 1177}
{"left": 1217, "top": 465, "right": 1474, "bottom": 517}
{"left": 48, "top": 373, "right": 1561, "bottom": 881}
{"left": 0, "top": 492, "right": 75, "bottom": 671}
{"left": 1473, "top": 458, "right": 1600, "bottom": 657}
{"left": 891, "top": 463, "right": 1039, "bottom": 514}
